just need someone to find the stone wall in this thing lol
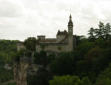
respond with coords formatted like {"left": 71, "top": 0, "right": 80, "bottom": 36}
{"left": 36, "top": 35, "right": 74, "bottom": 53}
{"left": 17, "top": 43, "right": 25, "bottom": 51}
{"left": 56, "top": 35, "right": 66, "bottom": 43}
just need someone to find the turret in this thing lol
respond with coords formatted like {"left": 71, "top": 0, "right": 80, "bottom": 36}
{"left": 68, "top": 14, "right": 73, "bottom": 35}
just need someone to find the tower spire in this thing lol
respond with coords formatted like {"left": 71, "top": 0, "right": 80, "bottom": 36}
{"left": 68, "top": 14, "right": 73, "bottom": 35}
{"left": 68, "top": 14, "right": 73, "bottom": 27}
{"left": 69, "top": 14, "right": 72, "bottom": 20}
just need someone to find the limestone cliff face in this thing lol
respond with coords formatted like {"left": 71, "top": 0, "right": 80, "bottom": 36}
{"left": 14, "top": 57, "right": 29, "bottom": 85}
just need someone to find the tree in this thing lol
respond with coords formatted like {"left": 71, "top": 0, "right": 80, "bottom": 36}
{"left": 97, "top": 21, "right": 105, "bottom": 39}
{"left": 76, "top": 60, "right": 91, "bottom": 78}
{"left": 24, "top": 37, "right": 37, "bottom": 51}
{"left": 104, "top": 23, "right": 111, "bottom": 39}
{"left": 49, "top": 75, "right": 92, "bottom": 85}
{"left": 80, "top": 77, "right": 92, "bottom": 85}
{"left": 76, "top": 40, "right": 94, "bottom": 60}
{"left": 88, "top": 27, "right": 95, "bottom": 41}
{"left": 24, "top": 37, "right": 37, "bottom": 63}
{"left": 49, "top": 53, "right": 74, "bottom": 75}
{"left": 34, "top": 51, "right": 48, "bottom": 67}
{"left": 0, "top": 40, "right": 18, "bottom": 64}
{"left": 49, "top": 75, "right": 80, "bottom": 85}
{"left": 95, "top": 63, "right": 111, "bottom": 85}
{"left": 88, "top": 22, "right": 111, "bottom": 40}
{"left": 27, "top": 67, "right": 52, "bottom": 85}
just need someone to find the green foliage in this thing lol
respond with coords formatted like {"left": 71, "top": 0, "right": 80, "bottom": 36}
{"left": 24, "top": 37, "right": 37, "bottom": 51}
{"left": 85, "top": 46, "right": 104, "bottom": 61}
{"left": 34, "top": 51, "right": 48, "bottom": 67}
{"left": 49, "top": 75, "right": 92, "bottom": 85}
{"left": 76, "top": 40, "right": 95, "bottom": 60}
{"left": 80, "top": 77, "right": 92, "bottom": 85}
{"left": 0, "top": 40, "right": 18, "bottom": 52}
{"left": 27, "top": 68, "right": 52, "bottom": 85}
{"left": 7, "top": 82, "right": 16, "bottom": 85}
{"left": 0, "top": 40, "right": 18, "bottom": 63}
{"left": 0, "top": 68, "right": 13, "bottom": 83}
{"left": 0, "top": 40, "right": 17, "bottom": 84}
{"left": 49, "top": 75, "right": 80, "bottom": 85}
{"left": 95, "top": 63, "right": 111, "bottom": 85}
{"left": 88, "top": 27, "right": 95, "bottom": 41}
{"left": 88, "top": 22, "right": 111, "bottom": 40}
{"left": 50, "top": 52, "right": 74, "bottom": 75}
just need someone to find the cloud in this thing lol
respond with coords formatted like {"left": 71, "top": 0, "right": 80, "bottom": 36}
{"left": 0, "top": 0, "right": 111, "bottom": 40}
{"left": 0, "top": 0, "right": 24, "bottom": 17}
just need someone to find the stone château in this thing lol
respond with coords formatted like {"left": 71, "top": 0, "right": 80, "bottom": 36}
{"left": 15, "top": 15, "right": 75, "bottom": 85}
{"left": 17, "top": 14, "right": 75, "bottom": 53}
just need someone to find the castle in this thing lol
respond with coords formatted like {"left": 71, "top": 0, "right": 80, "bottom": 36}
{"left": 17, "top": 14, "right": 75, "bottom": 53}
{"left": 15, "top": 15, "right": 75, "bottom": 85}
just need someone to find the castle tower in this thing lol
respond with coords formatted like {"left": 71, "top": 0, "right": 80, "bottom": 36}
{"left": 68, "top": 14, "right": 73, "bottom": 35}
{"left": 67, "top": 14, "right": 74, "bottom": 51}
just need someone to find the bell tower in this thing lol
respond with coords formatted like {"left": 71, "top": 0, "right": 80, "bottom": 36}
{"left": 67, "top": 14, "right": 74, "bottom": 51}
{"left": 68, "top": 14, "right": 73, "bottom": 35}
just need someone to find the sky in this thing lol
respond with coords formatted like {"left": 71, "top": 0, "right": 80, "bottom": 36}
{"left": 0, "top": 0, "right": 111, "bottom": 41}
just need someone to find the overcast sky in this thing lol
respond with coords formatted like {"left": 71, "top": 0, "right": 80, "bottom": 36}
{"left": 0, "top": 0, "right": 111, "bottom": 41}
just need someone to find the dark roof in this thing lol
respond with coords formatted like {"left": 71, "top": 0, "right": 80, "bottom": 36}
{"left": 68, "top": 14, "right": 73, "bottom": 26}
{"left": 37, "top": 30, "right": 68, "bottom": 44}
{"left": 38, "top": 38, "right": 56, "bottom": 43}
{"left": 57, "top": 30, "right": 68, "bottom": 35}
{"left": 37, "top": 35, "right": 45, "bottom": 37}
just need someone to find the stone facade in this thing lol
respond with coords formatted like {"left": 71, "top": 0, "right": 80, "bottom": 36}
{"left": 36, "top": 14, "right": 74, "bottom": 53}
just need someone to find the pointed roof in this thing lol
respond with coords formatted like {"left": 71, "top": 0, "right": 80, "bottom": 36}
{"left": 69, "top": 14, "right": 72, "bottom": 20}
{"left": 68, "top": 14, "right": 73, "bottom": 26}
{"left": 57, "top": 30, "right": 68, "bottom": 35}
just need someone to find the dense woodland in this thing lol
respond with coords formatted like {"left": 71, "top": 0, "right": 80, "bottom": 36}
{"left": 0, "top": 21, "right": 111, "bottom": 85}
{"left": 0, "top": 40, "right": 18, "bottom": 85}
